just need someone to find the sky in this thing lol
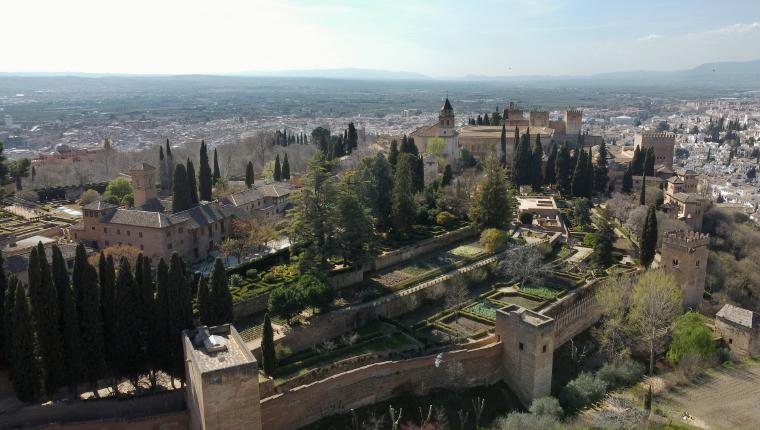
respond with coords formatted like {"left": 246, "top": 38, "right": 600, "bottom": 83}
{"left": 3, "top": 0, "right": 760, "bottom": 77}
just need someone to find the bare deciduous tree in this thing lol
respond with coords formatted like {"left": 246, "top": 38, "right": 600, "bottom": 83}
{"left": 500, "top": 244, "right": 548, "bottom": 284}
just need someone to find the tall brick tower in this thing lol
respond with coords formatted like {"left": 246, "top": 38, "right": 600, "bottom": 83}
{"left": 129, "top": 162, "right": 157, "bottom": 208}
{"left": 438, "top": 97, "right": 456, "bottom": 137}
{"left": 564, "top": 110, "right": 583, "bottom": 137}
{"left": 660, "top": 230, "right": 709, "bottom": 310}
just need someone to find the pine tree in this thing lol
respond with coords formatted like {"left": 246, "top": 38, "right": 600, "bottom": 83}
{"left": 197, "top": 277, "right": 213, "bottom": 326}
{"left": 113, "top": 257, "right": 143, "bottom": 383}
{"left": 186, "top": 159, "right": 199, "bottom": 204}
{"left": 28, "top": 243, "right": 64, "bottom": 396}
{"left": 245, "top": 161, "right": 254, "bottom": 188}
{"left": 198, "top": 141, "right": 213, "bottom": 201}
{"left": 388, "top": 140, "right": 399, "bottom": 169}
{"left": 544, "top": 143, "right": 557, "bottom": 185}
{"left": 499, "top": 124, "right": 507, "bottom": 167}
{"left": 556, "top": 143, "right": 572, "bottom": 194}
{"left": 442, "top": 164, "right": 453, "bottom": 186}
{"left": 391, "top": 154, "right": 418, "bottom": 236}
{"left": 469, "top": 154, "right": 511, "bottom": 230}
{"left": 639, "top": 174, "right": 646, "bottom": 205}
{"left": 261, "top": 312, "right": 276, "bottom": 376}
{"left": 172, "top": 164, "right": 193, "bottom": 212}
{"left": 530, "top": 133, "right": 543, "bottom": 191}
{"left": 639, "top": 205, "right": 658, "bottom": 268}
{"left": 10, "top": 285, "right": 42, "bottom": 402}
{"left": 212, "top": 148, "right": 221, "bottom": 184}
{"left": 622, "top": 166, "right": 633, "bottom": 193}
{"left": 79, "top": 262, "right": 106, "bottom": 387}
{"left": 273, "top": 154, "right": 282, "bottom": 181}
{"left": 210, "top": 258, "right": 232, "bottom": 325}
{"left": 595, "top": 140, "right": 609, "bottom": 194}
{"left": 282, "top": 153, "right": 290, "bottom": 180}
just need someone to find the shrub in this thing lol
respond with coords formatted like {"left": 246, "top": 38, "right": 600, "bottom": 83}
{"left": 268, "top": 286, "right": 305, "bottom": 323}
{"left": 436, "top": 211, "right": 457, "bottom": 227}
{"left": 245, "top": 269, "right": 259, "bottom": 279}
{"left": 529, "top": 396, "right": 563, "bottom": 419}
{"left": 300, "top": 273, "right": 335, "bottom": 311}
{"left": 596, "top": 358, "right": 645, "bottom": 389}
{"left": 492, "top": 412, "right": 558, "bottom": 430}
{"left": 519, "top": 211, "right": 534, "bottom": 225}
{"left": 480, "top": 228, "right": 509, "bottom": 252}
{"left": 667, "top": 311, "right": 715, "bottom": 366}
{"left": 79, "top": 189, "right": 101, "bottom": 205}
{"left": 582, "top": 233, "right": 596, "bottom": 247}
{"left": 559, "top": 372, "right": 608, "bottom": 412}
{"left": 229, "top": 274, "right": 244, "bottom": 288}
{"left": 262, "top": 272, "right": 280, "bottom": 284}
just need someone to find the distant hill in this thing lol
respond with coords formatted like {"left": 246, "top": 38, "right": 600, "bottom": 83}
{"left": 233, "top": 68, "right": 431, "bottom": 80}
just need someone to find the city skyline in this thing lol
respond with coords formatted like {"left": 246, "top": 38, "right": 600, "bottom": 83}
{"left": 3, "top": 0, "right": 760, "bottom": 77}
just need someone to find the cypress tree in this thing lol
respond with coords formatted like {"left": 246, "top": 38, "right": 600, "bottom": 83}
{"left": 261, "top": 312, "right": 276, "bottom": 376}
{"left": 29, "top": 243, "right": 64, "bottom": 396}
{"left": 273, "top": 154, "right": 282, "bottom": 181}
{"left": 60, "top": 278, "right": 83, "bottom": 395}
{"left": 469, "top": 154, "right": 511, "bottom": 230}
{"left": 282, "top": 153, "right": 290, "bottom": 180}
{"left": 556, "top": 143, "right": 572, "bottom": 195}
{"left": 644, "top": 147, "right": 655, "bottom": 176}
{"left": 585, "top": 149, "right": 595, "bottom": 198}
{"left": 245, "top": 161, "right": 255, "bottom": 188}
{"left": 10, "top": 285, "right": 42, "bottom": 402}
{"left": 80, "top": 263, "right": 106, "bottom": 387}
{"left": 51, "top": 245, "right": 69, "bottom": 321}
{"left": 197, "top": 277, "right": 213, "bottom": 326}
{"left": 0, "top": 252, "right": 6, "bottom": 366}
{"left": 113, "top": 257, "right": 143, "bottom": 383}
{"left": 98, "top": 252, "right": 116, "bottom": 367}
{"left": 571, "top": 149, "right": 586, "bottom": 197}
{"left": 154, "top": 258, "right": 171, "bottom": 375}
{"left": 499, "top": 124, "right": 507, "bottom": 166}
{"left": 544, "top": 143, "right": 557, "bottom": 185}
{"left": 442, "top": 164, "right": 453, "bottom": 186}
{"left": 210, "top": 258, "right": 232, "bottom": 325}
{"left": 212, "top": 148, "right": 221, "bottom": 184}
{"left": 388, "top": 140, "right": 399, "bottom": 169}
{"left": 640, "top": 174, "right": 647, "bottom": 205}
{"left": 622, "top": 166, "right": 633, "bottom": 193}
{"left": 595, "top": 140, "right": 609, "bottom": 194}
{"left": 186, "top": 159, "right": 199, "bottom": 204}
{"left": 3, "top": 276, "right": 17, "bottom": 369}
{"left": 165, "top": 138, "right": 172, "bottom": 159}
{"left": 198, "top": 141, "right": 213, "bottom": 201}
{"left": 166, "top": 253, "right": 192, "bottom": 382}
{"left": 530, "top": 133, "right": 543, "bottom": 191}
{"left": 639, "top": 205, "right": 658, "bottom": 268}
{"left": 392, "top": 154, "right": 418, "bottom": 236}
{"left": 172, "top": 164, "right": 193, "bottom": 212}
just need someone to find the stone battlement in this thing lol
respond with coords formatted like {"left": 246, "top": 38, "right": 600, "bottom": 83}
{"left": 640, "top": 131, "right": 675, "bottom": 138}
{"left": 663, "top": 230, "right": 710, "bottom": 247}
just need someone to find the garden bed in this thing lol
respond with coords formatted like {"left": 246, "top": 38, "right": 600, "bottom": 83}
{"left": 489, "top": 291, "right": 546, "bottom": 310}
{"left": 519, "top": 281, "right": 565, "bottom": 300}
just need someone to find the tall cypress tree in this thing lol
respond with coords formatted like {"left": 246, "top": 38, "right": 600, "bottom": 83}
{"left": 571, "top": 149, "right": 586, "bottom": 198}
{"left": 261, "top": 312, "right": 276, "bottom": 376}
{"left": 631, "top": 146, "right": 642, "bottom": 175}
{"left": 585, "top": 149, "right": 595, "bottom": 198}
{"left": 544, "top": 143, "right": 557, "bottom": 185}
{"left": 644, "top": 147, "right": 655, "bottom": 176}
{"left": 556, "top": 143, "right": 572, "bottom": 195}
{"left": 29, "top": 243, "right": 64, "bottom": 396}
{"left": 0, "top": 252, "right": 6, "bottom": 366}
{"left": 622, "top": 166, "right": 633, "bottom": 193}
{"left": 172, "top": 164, "right": 193, "bottom": 212}
{"left": 51, "top": 245, "right": 82, "bottom": 394}
{"left": 530, "top": 133, "right": 543, "bottom": 191}
{"left": 154, "top": 258, "right": 171, "bottom": 375}
{"left": 639, "top": 174, "right": 647, "bottom": 205}
{"left": 639, "top": 204, "right": 658, "bottom": 268}
{"left": 198, "top": 141, "right": 213, "bottom": 201}
{"left": 469, "top": 154, "right": 511, "bottom": 230}
{"left": 197, "top": 277, "right": 213, "bottom": 326}
{"left": 273, "top": 154, "right": 282, "bottom": 181}
{"left": 442, "top": 164, "right": 453, "bottom": 186}
{"left": 10, "top": 285, "right": 42, "bottom": 402}
{"left": 167, "top": 253, "right": 192, "bottom": 382}
{"left": 113, "top": 257, "right": 143, "bottom": 383}
{"left": 210, "top": 258, "right": 232, "bottom": 325}
{"left": 245, "top": 161, "right": 254, "bottom": 188}
{"left": 98, "top": 252, "right": 116, "bottom": 367}
{"left": 80, "top": 262, "right": 106, "bottom": 388}
{"left": 388, "top": 140, "right": 399, "bottom": 169}
{"left": 186, "top": 158, "right": 199, "bottom": 204}
{"left": 212, "top": 148, "right": 221, "bottom": 184}
{"left": 499, "top": 124, "right": 507, "bottom": 167}
{"left": 282, "top": 153, "right": 290, "bottom": 180}
{"left": 3, "top": 276, "right": 17, "bottom": 369}
{"left": 391, "top": 154, "right": 418, "bottom": 236}
{"left": 595, "top": 140, "right": 609, "bottom": 194}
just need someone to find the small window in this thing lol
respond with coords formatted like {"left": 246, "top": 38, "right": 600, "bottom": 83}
{"left": 672, "top": 259, "right": 679, "bottom": 268}
{"left": 542, "top": 345, "right": 547, "bottom": 353}
{"left": 91, "top": 226, "right": 95, "bottom": 231}
{"left": 127, "top": 230, "right": 131, "bottom": 236}
{"left": 139, "top": 232, "right": 143, "bottom": 238}
{"left": 519, "top": 342, "right": 524, "bottom": 350}
{"left": 166, "top": 231, "right": 171, "bottom": 237}
{"left": 117, "top": 229, "right": 120, "bottom": 235}
{"left": 168, "top": 243, "right": 173, "bottom": 250}
{"left": 729, "top": 338, "right": 733, "bottom": 344}
{"left": 696, "top": 260, "right": 700, "bottom": 267}
{"left": 104, "top": 227, "right": 108, "bottom": 233}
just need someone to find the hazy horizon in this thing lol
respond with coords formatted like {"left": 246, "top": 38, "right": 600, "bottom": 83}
{"left": 3, "top": 0, "right": 760, "bottom": 77}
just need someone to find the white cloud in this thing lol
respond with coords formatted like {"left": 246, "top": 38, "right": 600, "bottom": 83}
{"left": 639, "top": 34, "right": 663, "bottom": 42}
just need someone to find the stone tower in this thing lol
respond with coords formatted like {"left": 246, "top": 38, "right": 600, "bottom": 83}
{"left": 529, "top": 111, "right": 549, "bottom": 128}
{"left": 129, "top": 163, "right": 157, "bottom": 208}
{"left": 438, "top": 97, "right": 456, "bottom": 137}
{"left": 634, "top": 131, "right": 675, "bottom": 170}
{"left": 496, "top": 304, "right": 555, "bottom": 406}
{"left": 660, "top": 230, "right": 709, "bottom": 310}
{"left": 183, "top": 325, "right": 262, "bottom": 430}
{"left": 564, "top": 110, "right": 583, "bottom": 137}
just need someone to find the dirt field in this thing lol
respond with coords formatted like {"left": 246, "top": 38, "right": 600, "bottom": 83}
{"left": 658, "top": 362, "right": 760, "bottom": 430}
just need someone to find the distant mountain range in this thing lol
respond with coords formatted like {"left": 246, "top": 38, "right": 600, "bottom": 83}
{"left": 3, "top": 59, "right": 760, "bottom": 86}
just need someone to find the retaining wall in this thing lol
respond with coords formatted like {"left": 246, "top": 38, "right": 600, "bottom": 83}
{"left": 260, "top": 340, "right": 503, "bottom": 430}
